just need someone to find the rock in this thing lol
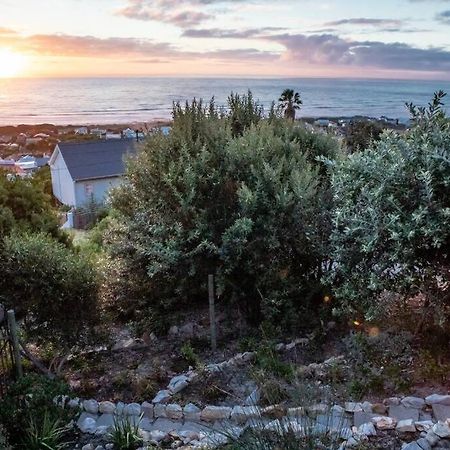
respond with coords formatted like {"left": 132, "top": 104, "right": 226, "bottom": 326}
{"left": 361, "top": 401, "right": 373, "bottom": 413}
{"left": 231, "top": 406, "right": 260, "bottom": 424}
{"left": 286, "top": 342, "right": 296, "bottom": 350}
{"left": 308, "top": 403, "right": 328, "bottom": 414}
{"left": 94, "top": 446, "right": 105, "bottom": 450}
{"left": 415, "top": 421, "right": 434, "bottom": 432}
{"left": 153, "top": 390, "right": 172, "bottom": 404}
{"left": 275, "top": 343, "right": 285, "bottom": 351}
{"left": 261, "top": 404, "right": 286, "bottom": 419}
{"left": 142, "top": 401, "right": 154, "bottom": 419}
{"left": 389, "top": 405, "right": 419, "bottom": 421}
{"left": 287, "top": 407, "right": 305, "bottom": 417}
{"left": 244, "top": 388, "right": 260, "bottom": 406}
{"left": 331, "top": 405, "right": 345, "bottom": 414}
{"left": 201, "top": 406, "right": 232, "bottom": 422}
{"left": 396, "top": 419, "right": 416, "bottom": 432}
{"left": 154, "top": 404, "right": 167, "bottom": 418}
{"left": 168, "top": 326, "right": 179, "bottom": 336}
{"left": 99, "top": 401, "right": 116, "bottom": 414}
{"left": 82, "top": 445, "right": 94, "bottom": 450}
{"left": 68, "top": 397, "right": 81, "bottom": 409}
{"left": 402, "top": 442, "right": 424, "bottom": 450}
{"left": 178, "top": 429, "right": 200, "bottom": 444}
{"left": 124, "top": 403, "right": 141, "bottom": 416}
{"left": 353, "top": 411, "right": 377, "bottom": 427}
{"left": 166, "top": 404, "right": 183, "bottom": 420}
{"left": 402, "top": 397, "right": 425, "bottom": 409}
{"left": 183, "top": 403, "right": 201, "bottom": 421}
{"left": 432, "top": 421, "right": 450, "bottom": 438}
{"left": 345, "top": 402, "right": 363, "bottom": 413}
{"left": 83, "top": 399, "right": 99, "bottom": 415}
{"left": 426, "top": 395, "right": 450, "bottom": 406}
{"left": 105, "top": 445, "right": 114, "bottom": 450}
{"left": 112, "top": 338, "right": 142, "bottom": 351}
{"left": 425, "top": 430, "right": 441, "bottom": 446}
{"left": 95, "top": 426, "right": 109, "bottom": 436}
{"left": 416, "top": 438, "right": 432, "bottom": 450}
{"left": 432, "top": 404, "right": 450, "bottom": 422}
{"left": 116, "top": 401, "right": 125, "bottom": 415}
{"left": 96, "top": 414, "right": 115, "bottom": 428}
{"left": 168, "top": 375, "right": 189, "bottom": 394}
{"left": 371, "top": 416, "right": 396, "bottom": 430}
{"left": 79, "top": 417, "right": 97, "bottom": 434}
{"left": 358, "top": 422, "right": 377, "bottom": 436}
{"left": 150, "top": 430, "right": 167, "bottom": 442}
{"left": 372, "top": 403, "right": 387, "bottom": 414}
{"left": 384, "top": 397, "right": 400, "bottom": 406}
{"left": 179, "top": 323, "right": 195, "bottom": 338}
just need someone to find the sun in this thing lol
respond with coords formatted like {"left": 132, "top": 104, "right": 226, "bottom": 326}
{"left": 0, "top": 49, "right": 28, "bottom": 78}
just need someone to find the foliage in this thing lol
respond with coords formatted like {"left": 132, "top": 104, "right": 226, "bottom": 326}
{"left": 180, "top": 342, "right": 202, "bottom": 368}
{"left": 109, "top": 415, "right": 143, "bottom": 450}
{"left": 0, "top": 425, "right": 12, "bottom": 450}
{"left": 227, "top": 91, "right": 264, "bottom": 136}
{"left": 406, "top": 90, "right": 448, "bottom": 130}
{"left": 0, "top": 171, "right": 62, "bottom": 239}
{"left": 104, "top": 97, "right": 341, "bottom": 330}
{"left": 278, "top": 89, "right": 302, "bottom": 120}
{"left": 345, "top": 120, "right": 384, "bottom": 151}
{"left": 326, "top": 93, "right": 450, "bottom": 326}
{"left": 344, "top": 331, "right": 413, "bottom": 397}
{"left": 23, "top": 412, "right": 70, "bottom": 450}
{"left": 0, "top": 232, "right": 98, "bottom": 350}
{"left": 0, "top": 374, "right": 73, "bottom": 447}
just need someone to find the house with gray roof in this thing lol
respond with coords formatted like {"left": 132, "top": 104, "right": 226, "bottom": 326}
{"left": 49, "top": 139, "right": 136, "bottom": 208}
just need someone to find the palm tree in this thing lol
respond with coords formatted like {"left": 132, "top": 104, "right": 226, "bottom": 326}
{"left": 278, "top": 89, "right": 302, "bottom": 120}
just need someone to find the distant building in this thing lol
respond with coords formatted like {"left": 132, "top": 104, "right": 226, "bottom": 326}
{"left": 75, "top": 127, "right": 88, "bottom": 135}
{"left": 314, "top": 119, "right": 331, "bottom": 127}
{"left": 49, "top": 139, "right": 136, "bottom": 208}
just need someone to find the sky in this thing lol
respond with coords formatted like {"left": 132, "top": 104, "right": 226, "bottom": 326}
{"left": 0, "top": 0, "right": 450, "bottom": 79}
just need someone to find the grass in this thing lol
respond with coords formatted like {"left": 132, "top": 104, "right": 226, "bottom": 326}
{"left": 109, "top": 414, "right": 143, "bottom": 450}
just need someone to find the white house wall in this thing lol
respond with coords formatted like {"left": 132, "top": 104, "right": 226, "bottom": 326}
{"left": 50, "top": 148, "right": 76, "bottom": 206}
{"left": 74, "top": 176, "right": 122, "bottom": 207}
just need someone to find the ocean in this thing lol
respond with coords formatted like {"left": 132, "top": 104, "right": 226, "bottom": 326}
{"left": 0, "top": 77, "right": 449, "bottom": 126}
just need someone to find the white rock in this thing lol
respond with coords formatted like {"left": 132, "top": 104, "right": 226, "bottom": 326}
{"left": 358, "top": 422, "right": 377, "bottom": 436}
{"left": 166, "top": 404, "right": 183, "bottom": 420}
{"left": 401, "top": 397, "right": 425, "bottom": 409}
{"left": 384, "top": 397, "right": 400, "bottom": 406}
{"left": 83, "top": 399, "right": 99, "bottom": 415}
{"left": 105, "top": 445, "right": 114, "bottom": 450}
{"left": 116, "top": 402, "right": 125, "bottom": 416}
{"left": 152, "top": 390, "right": 172, "bottom": 404}
{"left": 396, "top": 419, "right": 416, "bottom": 433}
{"left": 142, "top": 401, "right": 154, "bottom": 418}
{"left": 124, "top": 403, "right": 141, "bottom": 416}
{"left": 308, "top": 403, "right": 328, "bottom": 414}
{"left": 154, "top": 404, "right": 167, "bottom": 418}
{"left": 68, "top": 398, "right": 81, "bottom": 409}
{"left": 184, "top": 403, "right": 201, "bottom": 421}
{"left": 82, "top": 445, "right": 94, "bottom": 450}
{"left": 361, "top": 401, "right": 373, "bottom": 413}
{"left": 287, "top": 407, "right": 305, "bottom": 417}
{"left": 168, "top": 375, "right": 189, "bottom": 394}
{"left": 94, "top": 446, "right": 105, "bottom": 450}
{"left": 79, "top": 417, "right": 97, "bottom": 434}
{"left": 432, "top": 421, "right": 450, "bottom": 438}
{"left": 415, "top": 421, "right": 434, "bottom": 432}
{"left": 150, "top": 430, "right": 167, "bottom": 442}
{"left": 179, "top": 430, "right": 200, "bottom": 444}
{"left": 425, "top": 430, "right": 440, "bottom": 446}
{"left": 425, "top": 394, "right": 450, "bottom": 406}
{"left": 201, "top": 406, "right": 232, "bottom": 422}
{"left": 345, "top": 402, "right": 363, "bottom": 413}
{"left": 244, "top": 388, "right": 260, "bottom": 406}
{"left": 371, "top": 416, "right": 396, "bottom": 430}
{"left": 95, "top": 426, "right": 109, "bottom": 436}
{"left": 168, "top": 325, "right": 179, "bottom": 336}
{"left": 99, "top": 401, "right": 116, "bottom": 414}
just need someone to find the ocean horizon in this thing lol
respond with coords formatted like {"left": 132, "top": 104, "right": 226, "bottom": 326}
{"left": 1, "top": 77, "right": 449, "bottom": 126}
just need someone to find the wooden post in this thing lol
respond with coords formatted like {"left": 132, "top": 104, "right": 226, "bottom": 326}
{"left": 7, "top": 310, "right": 23, "bottom": 379}
{"left": 208, "top": 274, "right": 217, "bottom": 352}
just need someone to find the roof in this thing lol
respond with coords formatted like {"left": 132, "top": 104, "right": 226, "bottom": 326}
{"left": 54, "top": 139, "right": 137, "bottom": 182}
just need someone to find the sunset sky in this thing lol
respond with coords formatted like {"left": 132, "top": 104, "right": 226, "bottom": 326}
{"left": 1, "top": 0, "right": 450, "bottom": 79}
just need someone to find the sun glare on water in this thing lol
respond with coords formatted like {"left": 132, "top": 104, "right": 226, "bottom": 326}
{"left": 0, "top": 49, "right": 27, "bottom": 78}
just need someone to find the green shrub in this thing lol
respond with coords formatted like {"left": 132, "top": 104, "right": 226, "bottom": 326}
{"left": 23, "top": 411, "right": 70, "bottom": 450}
{"left": 0, "top": 374, "right": 73, "bottom": 446}
{"left": 104, "top": 94, "right": 341, "bottom": 330}
{"left": 327, "top": 93, "right": 450, "bottom": 327}
{"left": 0, "top": 425, "right": 12, "bottom": 450}
{"left": 109, "top": 415, "right": 143, "bottom": 450}
{"left": 0, "top": 232, "right": 99, "bottom": 350}
{"left": 180, "top": 342, "right": 201, "bottom": 368}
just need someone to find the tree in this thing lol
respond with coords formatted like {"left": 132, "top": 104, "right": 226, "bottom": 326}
{"left": 103, "top": 97, "right": 341, "bottom": 331}
{"left": 327, "top": 93, "right": 450, "bottom": 330}
{"left": 278, "top": 89, "right": 302, "bottom": 120}
{"left": 345, "top": 120, "right": 384, "bottom": 152}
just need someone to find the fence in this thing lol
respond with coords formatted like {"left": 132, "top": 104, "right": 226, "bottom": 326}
{"left": 0, "top": 306, "right": 22, "bottom": 397}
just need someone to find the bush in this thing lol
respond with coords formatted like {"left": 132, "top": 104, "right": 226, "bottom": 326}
{"left": 327, "top": 95, "right": 450, "bottom": 327}
{"left": 0, "top": 374, "right": 73, "bottom": 447}
{"left": 345, "top": 120, "right": 384, "bottom": 151}
{"left": 104, "top": 94, "right": 341, "bottom": 330}
{"left": 0, "top": 232, "right": 98, "bottom": 350}
{"left": 0, "top": 425, "right": 12, "bottom": 450}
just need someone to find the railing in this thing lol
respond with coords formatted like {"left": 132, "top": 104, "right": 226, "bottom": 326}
{"left": 0, "top": 305, "right": 22, "bottom": 397}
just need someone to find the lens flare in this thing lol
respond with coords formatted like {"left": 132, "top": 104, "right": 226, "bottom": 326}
{"left": 0, "top": 49, "right": 27, "bottom": 78}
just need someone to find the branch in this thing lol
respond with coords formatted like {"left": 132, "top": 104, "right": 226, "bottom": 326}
{"left": 19, "top": 340, "right": 56, "bottom": 380}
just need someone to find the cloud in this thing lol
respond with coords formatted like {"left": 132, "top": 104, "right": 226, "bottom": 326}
{"left": 182, "top": 27, "right": 284, "bottom": 38}
{"left": 324, "top": 18, "right": 403, "bottom": 27}
{"left": 436, "top": 10, "right": 450, "bottom": 23}
{"left": 0, "top": 27, "right": 17, "bottom": 35}
{"left": 266, "top": 33, "right": 450, "bottom": 73}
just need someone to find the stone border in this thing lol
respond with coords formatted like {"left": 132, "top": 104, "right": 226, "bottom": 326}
{"left": 58, "top": 394, "right": 450, "bottom": 449}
